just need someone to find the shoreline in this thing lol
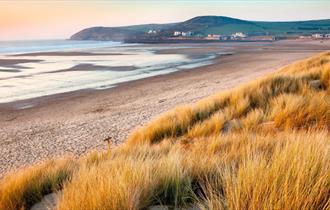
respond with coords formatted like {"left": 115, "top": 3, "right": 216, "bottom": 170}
{"left": 0, "top": 40, "right": 327, "bottom": 108}
{"left": 1, "top": 40, "right": 330, "bottom": 176}
{"left": 0, "top": 43, "right": 222, "bottom": 104}
{"left": 0, "top": 59, "right": 225, "bottom": 110}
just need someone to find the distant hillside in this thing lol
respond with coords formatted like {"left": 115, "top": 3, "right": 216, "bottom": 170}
{"left": 71, "top": 16, "right": 330, "bottom": 41}
{"left": 170, "top": 16, "right": 330, "bottom": 36}
{"left": 165, "top": 16, "right": 262, "bottom": 35}
{"left": 70, "top": 23, "right": 176, "bottom": 41}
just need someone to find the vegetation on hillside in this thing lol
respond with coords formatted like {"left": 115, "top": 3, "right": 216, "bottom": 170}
{"left": 0, "top": 51, "right": 330, "bottom": 210}
{"left": 71, "top": 16, "right": 330, "bottom": 41}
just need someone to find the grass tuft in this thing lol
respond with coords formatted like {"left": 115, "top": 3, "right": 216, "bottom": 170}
{"left": 0, "top": 157, "right": 77, "bottom": 210}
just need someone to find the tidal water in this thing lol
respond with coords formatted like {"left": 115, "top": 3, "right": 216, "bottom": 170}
{"left": 0, "top": 40, "right": 216, "bottom": 103}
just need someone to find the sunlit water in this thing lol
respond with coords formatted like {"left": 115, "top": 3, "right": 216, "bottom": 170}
{"left": 0, "top": 40, "right": 217, "bottom": 103}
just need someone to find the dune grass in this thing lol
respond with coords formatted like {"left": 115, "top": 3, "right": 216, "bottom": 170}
{"left": 0, "top": 51, "right": 330, "bottom": 210}
{"left": 127, "top": 51, "right": 330, "bottom": 144}
{"left": 0, "top": 157, "right": 77, "bottom": 210}
{"left": 56, "top": 131, "right": 330, "bottom": 210}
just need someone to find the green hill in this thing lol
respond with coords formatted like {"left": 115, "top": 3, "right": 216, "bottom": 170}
{"left": 167, "top": 16, "right": 264, "bottom": 35}
{"left": 70, "top": 16, "right": 330, "bottom": 41}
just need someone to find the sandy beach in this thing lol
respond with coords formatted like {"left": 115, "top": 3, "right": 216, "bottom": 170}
{"left": 0, "top": 39, "right": 329, "bottom": 176}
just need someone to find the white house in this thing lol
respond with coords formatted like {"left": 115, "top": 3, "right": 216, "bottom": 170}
{"left": 182, "top": 31, "right": 192, "bottom": 37}
{"left": 206, "top": 34, "right": 221, "bottom": 40}
{"left": 232, "top": 32, "right": 247, "bottom": 38}
{"left": 173, "top": 31, "right": 182, "bottom": 36}
{"left": 147, "top": 30, "right": 157, "bottom": 35}
{"left": 147, "top": 30, "right": 157, "bottom": 34}
{"left": 312, "top": 34, "right": 324, "bottom": 39}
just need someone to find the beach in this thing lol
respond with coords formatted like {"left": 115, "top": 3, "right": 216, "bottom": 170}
{"left": 0, "top": 39, "right": 329, "bottom": 176}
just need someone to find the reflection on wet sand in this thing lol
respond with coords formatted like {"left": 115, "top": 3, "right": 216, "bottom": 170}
{"left": 0, "top": 58, "right": 43, "bottom": 69}
{"left": 0, "top": 69, "right": 21, "bottom": 73}
{"left": 0, "top": 64, "right": 138, "bottom": 80}
{"left": 51, "top": 63, "right": 138, "bottom": 73}
{"left": 11, "top": 51, "right": 129, "bottom": 57}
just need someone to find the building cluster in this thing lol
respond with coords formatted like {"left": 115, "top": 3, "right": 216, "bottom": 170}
{"left": 173, "top": 31, "right": 193, "bottom": 37}
{"left": 145, "top": 29, "right": 277, "bottom": 41}
{"left": 147, "top": 30, "right": 158, "bottom": 35}
{"left": 173, "top": 31, "right": 250, "bottom": 40}
{"left": 300, "top": 34, "right": 330, "bottom": 39}
{"left": 231, "top": 32, "right": 247, "bottom": 39}
{"left": 146, "top": 28, "right": 330, "bottom": 42}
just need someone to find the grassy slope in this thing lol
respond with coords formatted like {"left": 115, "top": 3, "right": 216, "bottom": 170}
{"left": 1, "top": 52, "right": 330, "bottom": 210}
{"left": 71, "top": 16, "right": 330, "bottom": 40}
{"left": 126, "top": 17, "right": 330, "bottom": 36}
{"left": 202, "top": 20, "right": 330, "bottom": 36}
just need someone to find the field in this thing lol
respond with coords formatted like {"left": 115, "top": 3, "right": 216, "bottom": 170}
{"left": 1, "top": 51, "right": 330, "bottom": 210}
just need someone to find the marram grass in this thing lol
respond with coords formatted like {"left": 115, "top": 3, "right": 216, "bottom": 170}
{"left": 1, "top": 51, "right": 330, "bottom": 210}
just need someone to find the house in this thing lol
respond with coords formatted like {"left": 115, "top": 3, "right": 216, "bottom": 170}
{"left": 232, "top": 32, "right": 247, "bottom": 39}
{"left": 182, "top": 31, "right": 192, "bottom": 37}
{"left": 173, "top": 31, "right": 182, "bottom": 36}
{"left": 147, "top": 30, "right": 157, "bottom": 34}
{"left": 325, "top": 34, "right": 330, "bottom": 38}
{"left": 312, "top": 34, "right": 324, "bottom": 39}
{"left": 206, "top": 34, "right": 221, "bottom": 40}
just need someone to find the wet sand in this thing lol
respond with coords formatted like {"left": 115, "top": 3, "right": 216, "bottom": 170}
{"left": 51, "top": 64, "right": 138, "bottom": 73}
{"left": 0, "top": 58, "right": 43, "bottom": 69}
{"left": 10, "top": 51, "right": 127, "bottom": 56}
{"left": 0, "top": 40, "right": 329, "bottom": 176}
{"left": 0, "top": 63, "right": 138, "bottom": 81}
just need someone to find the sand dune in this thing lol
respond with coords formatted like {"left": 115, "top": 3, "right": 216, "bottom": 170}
{"left": 0, "top": 40, "right": 329, "bottom": 176}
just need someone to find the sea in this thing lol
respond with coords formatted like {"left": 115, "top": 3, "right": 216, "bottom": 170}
{"left": 0, "top": 39, "right": 217, "bottom": 103}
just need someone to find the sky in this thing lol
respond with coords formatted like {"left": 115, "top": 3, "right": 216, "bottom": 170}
{"left": 0, "top": 0, "right": 329, "bottom": 41}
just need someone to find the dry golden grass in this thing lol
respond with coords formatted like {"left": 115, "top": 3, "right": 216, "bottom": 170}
{"left": 0, "top": 157, "right": 77, "bottom": 210}
{"left": 1, "top": 51, "right": 330, "bottom": 210}
{"left": 56, "top": 131, "right": 330, "bottom": 210}
{"left": 127, "top": 51, "right": 330, "bottom": 143}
